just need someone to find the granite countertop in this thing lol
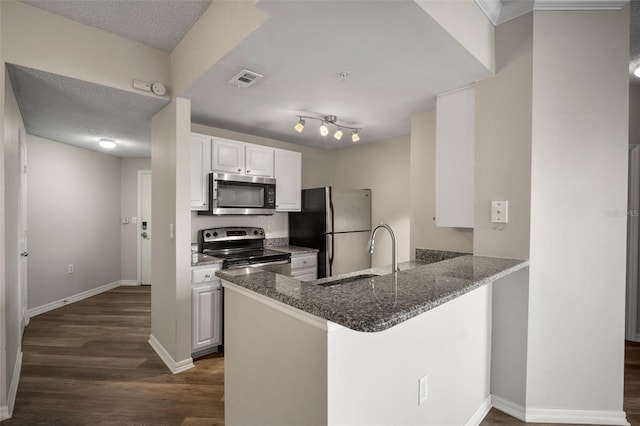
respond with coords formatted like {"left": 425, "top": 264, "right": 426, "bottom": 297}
{"left": 271, "top": 245, "right": 319, "bottom": 255}
{"left": 191, "top": 253, "right": 223, "bottom": 267}
{"left": 217, "top": 255, "right": 528, "bottom": 332}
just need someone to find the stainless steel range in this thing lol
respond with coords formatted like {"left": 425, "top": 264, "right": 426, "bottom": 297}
{"left": 198, "top": 227, "right": 291, "bottom": 275}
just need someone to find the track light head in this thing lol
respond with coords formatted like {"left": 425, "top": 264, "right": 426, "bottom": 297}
{"left": 294, "top": 118, "right": 305, "bottom": 133}
{"left": 319, "top": 122, "right": 329, "bottom": 136}
{"left": 351, "top": 130, "right": 360, "bottom": 143}
{"left": 334, "top": 128, "right": 343, "bottom": 140}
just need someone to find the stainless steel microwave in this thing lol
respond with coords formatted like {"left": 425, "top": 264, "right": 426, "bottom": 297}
{"left": 198, "top": 172, "right": 276, "bottom": 215}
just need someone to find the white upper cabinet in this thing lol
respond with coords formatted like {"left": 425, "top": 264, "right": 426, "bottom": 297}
{"left": 274, "top": 149, "right": 301, "bottom": 212}
{"left": 212, "top": 137, "right": 274, "bottom": 177}
{"left": 245, "top": 144, "right": 274, "bottom": 177}
{"left": 212, "top": 138, "right": 245, "bottom": 174}
{"left": 190, "top": 133, "right": 211, "bottom": 211}
{"left": 435, "top": 84, "right": 475, "bottom": 228}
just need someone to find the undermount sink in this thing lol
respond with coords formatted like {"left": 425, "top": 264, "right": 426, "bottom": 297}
{"left": 318, "top": 273, "right": 380, "bottom": 287}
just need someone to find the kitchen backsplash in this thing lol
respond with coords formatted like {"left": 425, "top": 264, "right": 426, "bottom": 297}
{"left": 190, "top": 211, "right": 289, "bottom": 243}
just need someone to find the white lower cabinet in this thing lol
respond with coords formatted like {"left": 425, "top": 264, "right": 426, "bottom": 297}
{"left": 191, "top": 264, "right": 222, "bottom": 356}
{"left": 291, "top": 252, "right": 317, "bottom": 282}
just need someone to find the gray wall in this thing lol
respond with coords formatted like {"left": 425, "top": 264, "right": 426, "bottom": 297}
{"left": 27, "top": 135, "right": 121, "bottom": 309}
{"left": 120, "top": 158, "right": 151, "bottom": 281}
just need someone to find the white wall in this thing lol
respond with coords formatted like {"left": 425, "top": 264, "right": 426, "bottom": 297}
{"left": 526, "top": 7, "right": 629, "bottom": 417}
{"left": 410, "top": 110, "right": 473, "bottom": 256}
{"left": 474, "top": 13, "right": 532, "bottom": 260}
{"left": 151, "top": 98, "right": 192, "bottom": 367}
{"left": 2, "top": 64, "right": 23, "bottom": 418}
{"left": 2, "top": 0, "right": 169, "bottom": 98}
{"left": 121, "top": 158, "right": 151, "bottom": 281}
{"left": 26, "top": 135, "right": 121, "bottom": 309}
{"left": 330, "top": 136, "right": 411, "bottom": 268}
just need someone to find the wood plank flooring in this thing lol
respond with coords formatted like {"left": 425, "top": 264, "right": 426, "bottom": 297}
{"left": 1, "top": 286, "right": 224, "bottom": 426}
{"left": 3, "top": 285, "right": 640, "bottom": 425}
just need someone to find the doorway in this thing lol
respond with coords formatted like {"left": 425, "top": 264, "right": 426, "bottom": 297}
{"left": 138, "top": 170, "right": 152, "bottom": 285}
{"left": 18, "top": 129, "right": 28, "bottom": 330}
{"left": 627, "top": 145, "right": 640, "bottom": 341}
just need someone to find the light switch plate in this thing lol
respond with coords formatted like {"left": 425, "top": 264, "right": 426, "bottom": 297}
{"left": 418, "top": 375, "right": 428, "bottom": 405}
{"left": 491, "top": 201, "right": 508, "bottom": 224}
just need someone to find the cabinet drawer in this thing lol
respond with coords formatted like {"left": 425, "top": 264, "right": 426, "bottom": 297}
{"left": 291, "top": 253, "right": 317, "bottom": 270}
{"left": 294, "top": 271, "right": 317, "bottom": 282}
{"left": 192, "top": 267, "right": 220, "bottom": 284}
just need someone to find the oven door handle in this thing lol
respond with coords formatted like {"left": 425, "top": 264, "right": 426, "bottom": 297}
{"left": 227, "top": 259, "right": 291, "bottom": 270}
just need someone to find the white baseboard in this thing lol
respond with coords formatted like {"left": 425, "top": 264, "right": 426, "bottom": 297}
{"left": 27, "top": 280, "right": 125, "bottom": 319}
{"left": 0, "top": 351, "right": 23, "bottom": 420}
{"left": 465, "top": 396, "right": 492, "bottom": 426}
{"left": 148, "top": 334, "right": 194, "bottom": 375}
{"left": 525, "top": 408, "right": 629, "bottom": 425}
{"left": 492, "top": 395, "right": 526, "bottom": 421}
{"left": 120, "top": 280, "right": 139, "bottom": 286}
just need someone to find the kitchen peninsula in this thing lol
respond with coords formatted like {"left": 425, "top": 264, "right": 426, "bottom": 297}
{"left": 218, "top": 253, "right": 528, "bottom": 426}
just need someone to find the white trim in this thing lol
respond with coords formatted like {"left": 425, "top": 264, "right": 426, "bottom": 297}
{"left": 534, "top": 0, "right": 628, "bottom": 11}
{"left": 525, "top": 408, "right": 629, "bottom": 425}
{"left": 222, "top": 280, "right": 335, "bottom": 332}
{"left": 137, "top": 170, "right": 151, "bottom": 286}
{"left": 27, "top": 280, "right": 123, "bottom": 318}
{"left": 6, "top": 351, "right": 22, "bottom": 418}
{"left": 474, "top": 0, "right": 626, "bottom": 26}
{"left": 120, "top": 280, "right": 139, "bottom": 286}
{"left": 627, "top": 146, "right": 640, "bottom": 341}
{"left": 491, "top": 395, "right": 526, "bottom": 421}
{"left": 0, "top": 406, "right": 9, "bottom": 421}
{"left": 437, "top": 83, "right": 476, "bottom": 99}
{"left": 148, "top": 334, "right": 194, "bottom": 374}
{"left": 465, "top": 396, "right": 492, "bottom": 426}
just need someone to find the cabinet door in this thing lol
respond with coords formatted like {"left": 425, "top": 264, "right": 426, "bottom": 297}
{"left": 192, "top": 284, "right": 222, "bottom": 352}
{"left": 435, "top": 85, "right": 474, "bottom": 228}
{"left": 212, "top": 138, "right": 245, "bottom": 174}
{"left": 245, "top": 144, "right": 274, "bottom": 177}
{"left": 274, "top": 149, "right": 301, "bottom": 211}
{"left": 190, "top": 133, "right": 211, "bottom": 211}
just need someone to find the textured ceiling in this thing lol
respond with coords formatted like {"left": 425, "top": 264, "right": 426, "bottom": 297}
{"left": 20, "top": 0, "right": 211, "bottom": 52}
{"left": 185, "top": 0, "right": 492, "bottom": 149}
{"left": 7, "top": 64, "right": 169, "bottom": 158}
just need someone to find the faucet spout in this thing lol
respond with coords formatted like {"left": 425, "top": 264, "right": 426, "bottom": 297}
{"left": 368, "top": 223, "right": 398, "bottom": 274}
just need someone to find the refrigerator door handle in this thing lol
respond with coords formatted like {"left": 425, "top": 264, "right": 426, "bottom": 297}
{"left": 327, "top": 233, "right": 334, "bottom": 276}
{"left": 329, "top": 192, "right": 335, "bottom": 276}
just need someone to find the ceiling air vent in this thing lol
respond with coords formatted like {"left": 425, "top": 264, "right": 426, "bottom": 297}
{"left": 227, "top": 69, "right": 263, "bottom": 89}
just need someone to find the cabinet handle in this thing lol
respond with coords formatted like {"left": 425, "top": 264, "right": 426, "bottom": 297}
{"left": 205, "top": 274, "right": 211, "bottom": 278}
{"left": 302, "top": 261, "right": 307, "bottom": 264}
{"left": 246, "top": 169, "right": 251, "bottom": 173}
{"left": 237, "top": 168, "right": 242, "bottom": 173}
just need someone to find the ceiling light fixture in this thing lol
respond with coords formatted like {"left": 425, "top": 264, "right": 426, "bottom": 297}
{"left": 294, "top": 115, "right": 361, "bottom": 142}
{"left": 634, "top": 67, "right": 640, "bottom": 78}
{"left": 99, "top": 138, "right": 116, "bottom": 149}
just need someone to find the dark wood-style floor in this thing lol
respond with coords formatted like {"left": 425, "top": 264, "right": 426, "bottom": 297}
{"left": 2, "top": 285, "right": 640, "bottom": 425}
{"left": 1, "top": 286, "right": 224, "bottom": 425}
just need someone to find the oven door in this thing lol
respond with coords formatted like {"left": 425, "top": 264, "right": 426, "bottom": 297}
{"left": 202, "top": 173, "right": 276, "bottom": 215}
{"left": 226, "top": 259, "right": 292, "bottom": 276}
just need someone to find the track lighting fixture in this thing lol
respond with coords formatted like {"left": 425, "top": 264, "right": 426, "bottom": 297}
{"left": 293, "top": 115, "right": 361, "bottom": 142}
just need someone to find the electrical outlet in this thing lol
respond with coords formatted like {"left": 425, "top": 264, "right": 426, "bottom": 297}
{"left": 68, "top": 264, "right": 74, "bottom": 274}
{"left": 491, "top": 200, "right": 508, "bottom": 224}
{"left": 132, "top": 79, "right": 152, "bottom": 92}
{"left": 418, "top": 375, "right": 428, "bottom": 405}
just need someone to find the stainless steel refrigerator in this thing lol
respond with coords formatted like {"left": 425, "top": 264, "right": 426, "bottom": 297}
{"left": 289, "top": 187, "right": 371, "bottom": 278}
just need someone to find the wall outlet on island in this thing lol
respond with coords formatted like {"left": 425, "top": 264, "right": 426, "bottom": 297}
{"left": 418, "top": 374, "right": 428, "bottom": 405}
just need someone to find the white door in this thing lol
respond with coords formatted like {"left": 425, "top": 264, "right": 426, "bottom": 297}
{"left": 18, "top": 129, "right": 28, "bottom": 330}
{"left": 212, "top": 138, "right": 244, "bottom": 174}
{"left": 245, "top": 144, "right": 274, "bottom": 177}
{"left": 139, "top": 170, "right": 152, "bottom": 285}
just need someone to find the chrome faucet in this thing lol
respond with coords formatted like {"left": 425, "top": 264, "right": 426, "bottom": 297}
{"left": 368, "top": 223, "right": 398, "bottom": 274}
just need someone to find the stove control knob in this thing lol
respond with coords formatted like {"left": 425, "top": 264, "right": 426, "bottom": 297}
{"left": 213, "top": 232, "right": 218, "bottom": 237}
{"left": 253, "top": 230, "right": 258, "bottom": 235}
{"left": 205, "top": 232, "right": 211, "bottom": 239}
{"left": 259, "top": 230, "right": 264, "bottom": 235}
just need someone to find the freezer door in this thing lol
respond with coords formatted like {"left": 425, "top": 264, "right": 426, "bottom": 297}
{"left": 326, "top": 231, "right": 372, "bottom": 277}
{"left": 328, "top": 188, "right": 372, "bottom": 233}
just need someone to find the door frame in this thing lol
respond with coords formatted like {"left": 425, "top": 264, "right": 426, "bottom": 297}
{"left": 137, "top": 170, "right": 151, "bottom": 286}
{"left": 18, "top": 128, "right": 28, "bottom": 329}
{"left": 627, "top": 145, "right": 640, "bottom": 341}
